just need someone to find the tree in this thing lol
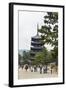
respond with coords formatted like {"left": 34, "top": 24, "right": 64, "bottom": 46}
{"left": 23, "top": 51, "right": 30, "bottom": 64}
{"left": 38, "top": 12, "right": 58, "bottom": 64}
{"left": 18, "top": 54, "right": 22, "bottom": 66}
{"left": 34, "top": 52, "right": 44, "bottom": 65}
{"left": 34, "top": 47, "right": 53, "bottom": 65}
{"left": 47, "top": 50, "right": 54, "bottom": 63}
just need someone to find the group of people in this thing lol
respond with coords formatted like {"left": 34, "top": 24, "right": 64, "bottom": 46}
{"left": 30, "top": 65, "right": 48, "bottom": 74}
{"left": 20, "top": 64, "right": 54, "bottom": 74}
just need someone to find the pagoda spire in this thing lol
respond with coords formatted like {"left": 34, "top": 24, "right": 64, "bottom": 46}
{"left": 37, "top": 24, "right": 39, "bottom": 35}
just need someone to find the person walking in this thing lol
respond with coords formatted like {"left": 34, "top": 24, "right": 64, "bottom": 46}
{"left": 25, "top": 64, "right": 28, "bottom": 71}
{"left": 39, "top": 65, "right": 42, "bottom": 74}
{"left": 34, "top": 65, "right": 37, "bottom": 72}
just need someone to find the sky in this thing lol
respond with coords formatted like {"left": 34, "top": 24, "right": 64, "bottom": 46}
{"left": 18, "top": 10, "right": 53, "bottom": 51}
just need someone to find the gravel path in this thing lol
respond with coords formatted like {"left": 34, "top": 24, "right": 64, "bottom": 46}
{"left": 18, "top": 68, "right": 58, "bottom": 79}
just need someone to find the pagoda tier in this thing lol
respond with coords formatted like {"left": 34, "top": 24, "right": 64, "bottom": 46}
{"left": 30, "top": 50, "right": 42, "bottom": 56}
{"left": 31, "top": 46, "right": 43, "bottom": 50}
{"left": 30, "top": 57, "right": 35, "bottom": 60}
{"left": 31, "top": 41, "right": 44, "bottom": 46}
{"left": 30, "top": 51, "right": 36, "bottom": 55}
{"left": 31, "top": 36, "right": 41, "bottom": 41}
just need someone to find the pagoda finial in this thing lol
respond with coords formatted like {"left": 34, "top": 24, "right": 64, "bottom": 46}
{"left": 37, "top": 23, "right": 39, "bottom": 35}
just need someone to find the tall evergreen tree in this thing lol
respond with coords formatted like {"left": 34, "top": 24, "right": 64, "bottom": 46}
{"left": 38, "top": 12, "right": 58, "bottom": 64}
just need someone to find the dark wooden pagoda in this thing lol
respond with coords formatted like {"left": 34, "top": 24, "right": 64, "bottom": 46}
{"left": 30, "top": 24, "right": 44, "bottom": 63}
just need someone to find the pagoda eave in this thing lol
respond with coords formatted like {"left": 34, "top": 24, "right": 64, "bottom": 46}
{"left": 31, "top": 42, "right": 44, "bottom": 46}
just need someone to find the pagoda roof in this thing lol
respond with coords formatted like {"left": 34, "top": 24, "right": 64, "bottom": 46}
{"left": 31, "top": 34, "right": 41, "bottom": 39}
{"left": 30, "top": 57, "right": 35, "bottom": 60}
{"left": 30, "top": 51, "right": 36, "bottom": 56}
{"left": 31, "top": 46, "right": 43, "bottom": 50}
{"left": 31, "top": 41, "right": 44, "bottom": 45}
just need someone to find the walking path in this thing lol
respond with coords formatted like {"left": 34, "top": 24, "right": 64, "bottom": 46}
{"left": 18, "top": 68, "right": 58, "bottom": 79}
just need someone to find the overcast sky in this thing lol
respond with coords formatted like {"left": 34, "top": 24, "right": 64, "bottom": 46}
{"left": 18, "top": 11, "right": 53, "bottom": 51}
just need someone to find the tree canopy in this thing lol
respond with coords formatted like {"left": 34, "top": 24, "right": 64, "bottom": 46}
{"left": 38, "top": 12, "right": 58, "bottom": 64}
{"left": 34, "top": 47, "right": 53, "bottom": 65}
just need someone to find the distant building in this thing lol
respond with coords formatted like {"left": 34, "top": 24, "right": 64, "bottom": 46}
{"left": 30, "top": 24, "right": 44, "bottom": 64}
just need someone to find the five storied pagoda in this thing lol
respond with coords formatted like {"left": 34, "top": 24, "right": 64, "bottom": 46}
{"left": 30, "top": 24, "right": 44, "bottom": 63}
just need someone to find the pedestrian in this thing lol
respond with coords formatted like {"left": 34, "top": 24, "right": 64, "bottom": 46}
{"left": 39, "top": 65, "right": 42, "bottom": 74}
{"left": 34, "top": 65, "right": 36, "bottom": 72}
{"left": 31, "top": 66, "right": 33, "bottom": 72}
{"left": 44, "top": 65, "right": 47, "bottom": 73}
{"left": 51, "top": 68, "right": 52, "bottom": 74}
{"left": 25, "top": 64, "right": 28, "bottom": 71}
{"left": 45, "top": 65, "right": 48, "bottom": 73}
{"left": 43, "top": 66, "right": 45, "bottom": 74}
{"left": 51, "top": 65, "right": 53, "bottom": 74}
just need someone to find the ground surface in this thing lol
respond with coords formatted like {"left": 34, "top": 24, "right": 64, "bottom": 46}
{"left": 18, "top": 68, "right": 58, "bottom": 79}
